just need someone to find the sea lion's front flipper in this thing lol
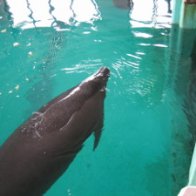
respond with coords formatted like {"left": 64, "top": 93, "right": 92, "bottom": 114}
{"left": 93, "top": 114, "right": 104, "bottom": 150}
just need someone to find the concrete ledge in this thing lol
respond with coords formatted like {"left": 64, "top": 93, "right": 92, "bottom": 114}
{"left": 178, "top": 186, "right": 196, "bottom": 196}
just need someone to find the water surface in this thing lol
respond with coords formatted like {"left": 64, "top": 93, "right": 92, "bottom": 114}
{"left": 0, "top": 0, "right": 193, "bottom": 195}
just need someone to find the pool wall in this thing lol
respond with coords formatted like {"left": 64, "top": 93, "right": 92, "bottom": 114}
{"left": 172, "top": 1, "right": 196, "bottom": 194}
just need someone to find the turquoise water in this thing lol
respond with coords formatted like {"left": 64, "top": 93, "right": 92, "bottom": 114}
{"left": 0, "top": 0, "right": 195, "bottom": 195}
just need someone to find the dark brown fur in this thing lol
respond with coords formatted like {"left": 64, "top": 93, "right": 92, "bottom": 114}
{"left": 0, "top": 67, "right": 110, "bottom": 196}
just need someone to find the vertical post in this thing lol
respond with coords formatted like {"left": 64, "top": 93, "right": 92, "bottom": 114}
{"left": 172, "top": 0, "right": 183, "bottom": 24}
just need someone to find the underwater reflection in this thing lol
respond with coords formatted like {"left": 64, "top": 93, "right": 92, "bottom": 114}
{"left": 112, "top": 0, "right": 134, "bottom": 9}
{"left": 5, "top": 0, "right": 101, "bottom": 29}
{"left": 185, "top": 38, "right": 196, "bottom": 144}
{"left": 129, "top": 0, "right": 173, "bottom": 28}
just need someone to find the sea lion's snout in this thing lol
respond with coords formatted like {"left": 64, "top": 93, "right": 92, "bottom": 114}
{"left": 95, "top": 67, "right": 110, "bottom": 80}
{"left": 82, "top": 67, "right": 110, "bottom": 86}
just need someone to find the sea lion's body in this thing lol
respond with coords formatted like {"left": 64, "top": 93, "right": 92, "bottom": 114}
{"left": 0, "top": 67, "right": 110, "bottom": 196}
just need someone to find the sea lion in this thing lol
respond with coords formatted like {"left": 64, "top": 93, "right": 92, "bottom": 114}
{"left": 0, "top": 67, "right": 110, "bottom": 196}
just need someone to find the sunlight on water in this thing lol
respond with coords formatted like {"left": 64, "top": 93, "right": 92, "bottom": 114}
{"left": 130, "top": 0, "right": 172, "bottom": 28}
{"left": 6, "top": 0, "right": 101, "bottom": 29}
{"left": 0, "top": 0, "right": 195, "bottom": 195}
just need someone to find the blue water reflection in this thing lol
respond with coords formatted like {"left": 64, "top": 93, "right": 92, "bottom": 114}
{"left": 1, "top": 1, "right": 194, "bottom": 196}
